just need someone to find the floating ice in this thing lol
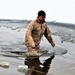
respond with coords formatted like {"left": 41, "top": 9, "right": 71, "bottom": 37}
{"left": 17, "top": 65, "right": 28, "bottom": 73}
{"left": 0, "top": 61, "right": 9, "bottom": 68}
{"left": 40, "top": 65, "right": 44, "bottom": 68}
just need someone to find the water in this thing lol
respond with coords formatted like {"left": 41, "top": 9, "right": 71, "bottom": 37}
{"left": 0, "top": 19, "right": 75, "bottom": 75}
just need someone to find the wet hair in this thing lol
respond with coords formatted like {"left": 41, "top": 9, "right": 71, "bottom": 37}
{"left": 38, "top": 10, "right": 46, "bottom": 16}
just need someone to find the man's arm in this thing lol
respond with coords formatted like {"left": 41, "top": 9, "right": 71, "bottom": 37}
{"left": 44, "top": 25, "right": 55, "bottom": 47}
{"left": 25, "top": 21, "right": 35, "bottom": 47}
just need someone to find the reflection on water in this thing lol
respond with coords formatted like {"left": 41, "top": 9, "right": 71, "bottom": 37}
{"left": 24, "top": 56, "right": 55, "bottom": 75}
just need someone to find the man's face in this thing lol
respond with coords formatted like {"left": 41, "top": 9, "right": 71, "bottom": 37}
{"left": 37, "top": 16, "right": 46, "bottom": 22}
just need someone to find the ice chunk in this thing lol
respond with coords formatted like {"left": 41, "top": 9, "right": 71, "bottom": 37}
{"left": 0, "top": 61, "right": 9, "bottom": 68}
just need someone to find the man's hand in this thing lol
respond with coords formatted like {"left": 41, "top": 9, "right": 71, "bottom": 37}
{"left": 31, "top": 42, "right": 35, "bottom": 48}
{"left": 52, "top": 44, "right": 55, "bottom": 47}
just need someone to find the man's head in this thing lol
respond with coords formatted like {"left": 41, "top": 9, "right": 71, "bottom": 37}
{"left": 37, "top": 10, "right": 46, "bottom": 23}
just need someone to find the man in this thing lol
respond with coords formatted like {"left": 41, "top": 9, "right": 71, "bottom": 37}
{"left": 25, "top": 10, "right": 55, "bottom": 56}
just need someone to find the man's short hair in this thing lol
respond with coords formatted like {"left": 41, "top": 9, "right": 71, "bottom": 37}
{"left": 38, "top": 10, "right": 46, "bottom": 16}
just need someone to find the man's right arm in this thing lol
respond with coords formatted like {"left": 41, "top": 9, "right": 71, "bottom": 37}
{"left": 25, "top": 21, "right": 35, "bottom": 47}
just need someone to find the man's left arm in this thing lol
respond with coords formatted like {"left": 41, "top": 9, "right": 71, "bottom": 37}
{"left": 44, "top": 25, "right": 55, "bottom": 47}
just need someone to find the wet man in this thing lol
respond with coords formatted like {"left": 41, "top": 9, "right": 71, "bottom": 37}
{"left": 25, "top": 10, "right": 55, "bottom": 56}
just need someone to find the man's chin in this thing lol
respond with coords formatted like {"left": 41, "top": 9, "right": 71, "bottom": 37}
{"left": 41, "top": 20, "right": 45, "bottom": 23}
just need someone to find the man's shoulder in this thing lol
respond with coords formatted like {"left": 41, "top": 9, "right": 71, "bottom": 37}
{"left": 30, "top": 20, "right": 36, "bottom": 24}
{"left": 44, "top": 21, "right": 47, "bottom": 25}
{"left": 43, "top": 22, "right": 47, "bottom": 27}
